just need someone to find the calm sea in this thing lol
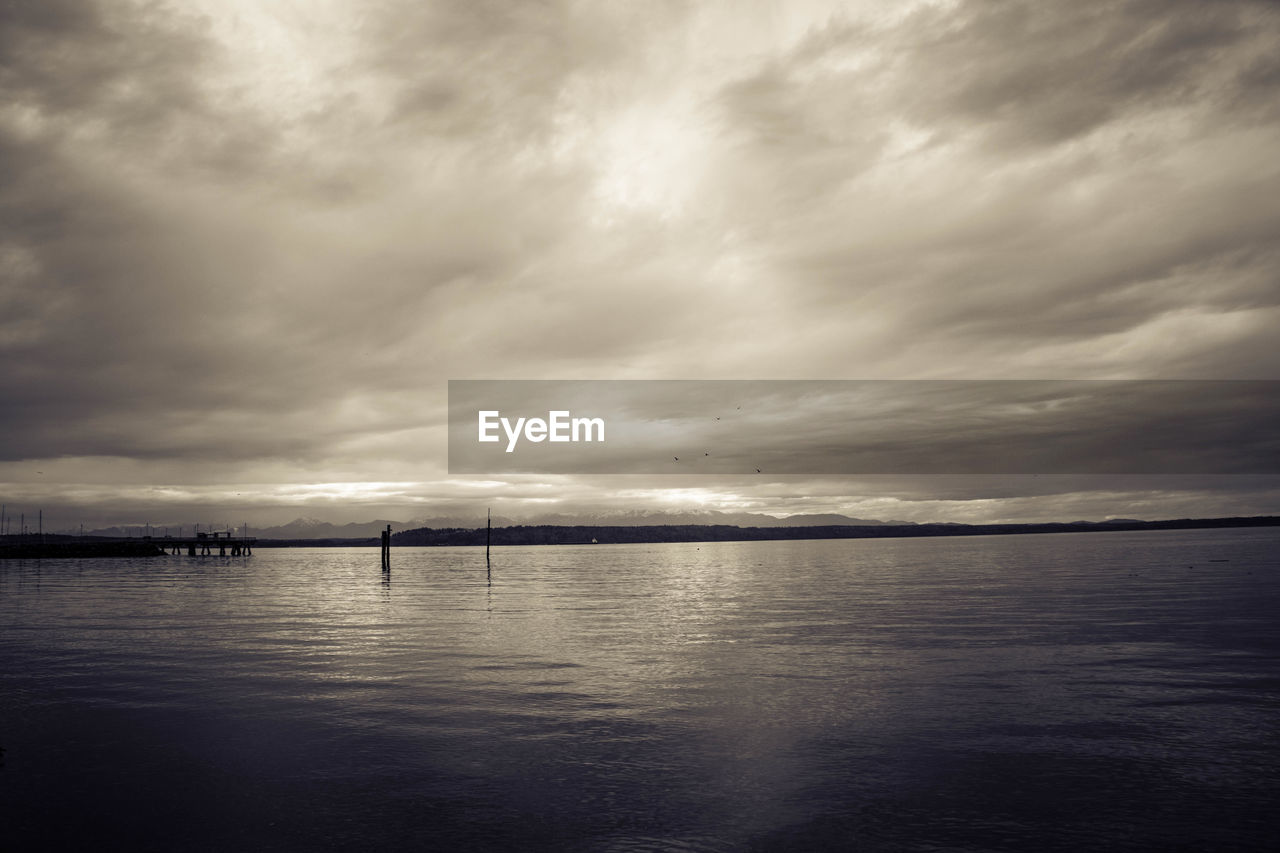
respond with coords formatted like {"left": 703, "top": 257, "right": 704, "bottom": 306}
{"left": 2, "top": 529, "right": 1278, "bottom": 851}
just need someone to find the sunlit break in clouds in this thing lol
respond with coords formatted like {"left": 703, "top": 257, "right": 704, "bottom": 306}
{"left": 2, "top": 0, "right": 1279, "bottom": 530}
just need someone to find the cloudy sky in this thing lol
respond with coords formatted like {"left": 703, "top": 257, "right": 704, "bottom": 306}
{"left": 2, "top": 0, "right": 1279, "bottom": 529}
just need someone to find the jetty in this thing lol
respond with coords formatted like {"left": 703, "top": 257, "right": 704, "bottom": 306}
{"left": 1, "top": 530, "right": 257, "bottom": 559}
{"left": 1, "top": 539, "right": 168, "bottom": 559}
{"left": 151, "top": 530, "right": 257, "bottom": 556}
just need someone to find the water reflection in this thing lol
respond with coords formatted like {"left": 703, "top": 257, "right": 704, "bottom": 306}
{"left": 1, "top": 531, "right": 1278, "bottom": 851}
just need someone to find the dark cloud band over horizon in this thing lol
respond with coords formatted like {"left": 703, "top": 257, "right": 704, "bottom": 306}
{"left": 449, "top": 380, "right": 1280, "bottom": 475}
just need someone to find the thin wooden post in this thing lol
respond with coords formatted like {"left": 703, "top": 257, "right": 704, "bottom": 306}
{"left": 486, "top": 507, "right": 491, "bottom": 582}
{"left": 381, "top": 524, "right": 391, "bottom": 572}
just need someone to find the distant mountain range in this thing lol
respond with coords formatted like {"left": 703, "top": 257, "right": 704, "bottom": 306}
{"left": 247, "top": 517, "right": 403, "bottom": 540}
{"left": 68, "top": 513, "right": 1280, "bottom": 545}
{"left": 250, "top": 510, "right": 917, "bottom": 539}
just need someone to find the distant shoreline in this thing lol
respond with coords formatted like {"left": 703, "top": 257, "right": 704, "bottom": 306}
{"left": 261, "top": 515, "right": 1280, "bottom": 548}
{"left": 4, "top": 516, "right": 1275, "bottom": 557}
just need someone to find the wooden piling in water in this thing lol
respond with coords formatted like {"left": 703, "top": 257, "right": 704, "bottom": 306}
{"left": 381, "top": 524, "right": 391, "bottom": 571}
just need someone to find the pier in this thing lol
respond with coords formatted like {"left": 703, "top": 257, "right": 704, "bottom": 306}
{"left": 1, "top": 533, "right": 256, "bottom": 559}
{"left": 2, "top": 528, "right": 257, "bottom": 559}
{"left": 149, "top": 531, "right": 257, "bottom": 556}
{"left": 1, "top": 539, "right": 168, "bottom": 559}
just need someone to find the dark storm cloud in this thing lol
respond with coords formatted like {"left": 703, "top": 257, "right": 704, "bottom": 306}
{"left": 900, "top": 0, "right": 1273, "bottom": 146}
{"left": 365, "top": 0, "right": 600, "bottom": 137}
{"left": 0, "top": 0, "right": 313, "bottom": 463}
{"left": 0, "top": 0, "right": 528, "bottom": 463}
{"left": 0, "top": 0, "right": 201, "bottom": 117}
{"left": 711, "top": 0, "right": 1280, "bottom": 378}
{"left": 746, "top": 0, "right": 1280, "bottom": 149}
{"left": 0, "top": 0, "right": 288, "bottom": 180}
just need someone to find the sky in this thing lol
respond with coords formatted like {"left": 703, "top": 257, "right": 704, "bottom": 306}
{"left": 2, "top": 0, "right": 1279, "bottom": 530}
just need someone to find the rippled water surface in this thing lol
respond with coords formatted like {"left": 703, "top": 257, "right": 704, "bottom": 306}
{"left": 3, "top": 529, "right": 1279, "bottom": 851}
